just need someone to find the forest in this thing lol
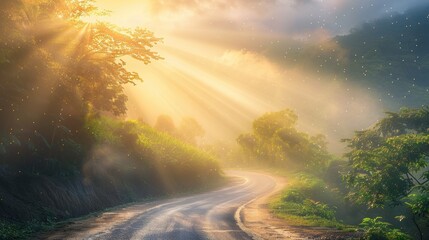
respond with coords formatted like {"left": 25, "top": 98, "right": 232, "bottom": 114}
{"left": 1, "top": 0, "right": 429, "bottom": 240}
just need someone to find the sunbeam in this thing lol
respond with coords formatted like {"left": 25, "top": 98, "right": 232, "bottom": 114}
{"left": 2, "top": 1, "right": 429, "bottom": 239}
{"left": 124, "top": 34, "right": 383, "bottom": 152}
{"left": 76, "top": 1, "right": 389, "bottom": 153}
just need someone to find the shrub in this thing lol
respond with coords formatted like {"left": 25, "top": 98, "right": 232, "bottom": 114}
{"left": 84, "top": 116, "right": 221, "bottom": 192}
{"left": 300, "top": 199, "right": 336, "bottom": 220}
{"left": 270, "top": 172, "right": 352, "bottom": 229}
{"left": 282, "top": 189, "right": 305, "bottom": 203}
{"left": 359, "top": 217, "right": 411, "bottom": 240}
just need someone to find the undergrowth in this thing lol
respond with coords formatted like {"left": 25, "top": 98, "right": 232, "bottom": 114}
{"left": 269, "top": 172, "right": 355, "bottom": 231}
{"left": 0, "top": 219, "right": 56, "bottom": 240}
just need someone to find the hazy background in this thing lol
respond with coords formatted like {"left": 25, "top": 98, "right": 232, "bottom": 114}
{"left": 92, "top": 0, "right": 429, "bottom": 153}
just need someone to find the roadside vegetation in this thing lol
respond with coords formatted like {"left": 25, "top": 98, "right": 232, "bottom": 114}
{"left": 228, "top": 107, "right": 429, "bottom": 239}
{"left": 0, "top": 1, "right": 221, "bottom": 239}
{"left": 0, "top": 115, "right": 221, "bottom": 240}
{"left": 269, "top": 172, "right": 349, "bottom": 229}
{"left": 1, "top": 1, "right": 428, "bottom": 240}
{"left": 219, "top": 6, "right": 429, "bottom": 239}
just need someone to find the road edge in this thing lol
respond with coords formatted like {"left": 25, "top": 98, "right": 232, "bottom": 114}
{"left": 234, "top": 198, "right": 264, "bottom": 240}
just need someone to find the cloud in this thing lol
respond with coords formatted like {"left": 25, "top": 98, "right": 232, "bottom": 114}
{"left": 217, "top": 50, "right": 282, "bottom": 80}
{"left": 147, "top": 0, "right": 277, "bottom": 14}
{"left": 99, "top": 0, "right": 427, "bottom": 41}
{"left": 98, "top": 0, "right": 427, "bottom": 152}
{"left": 292, "top": 0, "right": 315, "bottom": 7}
{"left": 266, "top": 0, "right": 428, "bottom": 37}
{"left": 145, "top": 0, "right": 429, "bottom": 46}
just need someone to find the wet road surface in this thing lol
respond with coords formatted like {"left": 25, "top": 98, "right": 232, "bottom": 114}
{"left": 43, "top": 170, "right": 276, "bottom": 240}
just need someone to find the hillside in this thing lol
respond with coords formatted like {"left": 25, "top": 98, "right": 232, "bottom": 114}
{"left": 267, "top": 4, "right": 429, "bottom": 109}
{"left": 0, "top": 116, "right": 220, "bottom": 239}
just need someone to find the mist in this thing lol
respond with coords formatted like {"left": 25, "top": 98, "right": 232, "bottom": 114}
{"left": 2, "top": 1, "right": 428, "bottom": 239}
{"left": 124, "top": 44, "right": 383, "bottom": 153}
{"left": 121, "top": 2, "right": 429, "bottom": 153}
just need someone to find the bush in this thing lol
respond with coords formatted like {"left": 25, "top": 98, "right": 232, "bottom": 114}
{"left": 300, "top": 199, "right": 336, "bottom": 220}
{"left": 359, "top": 217, "right": 411, "bottom": 240}
{"left": 283, "top": 173, "right": 332, "bottom": 202}
{"left": 270, "top": 172, "right": 353, "bottom": 229}
{"left": 84, "top": 117, "right": 221, "bottom": 192}
{"left": 0, "top": 219, "right": 55, "bottom": 240}
{"left": 281, "top": 189, "right": 305, "bottom": 203}
{"left": 0, "top": 221, "right": 28, "bottom": 240}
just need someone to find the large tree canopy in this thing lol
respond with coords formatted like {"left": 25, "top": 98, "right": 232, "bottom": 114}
{"left": 344, "top": 107, "right": 429, "bottom": 237}
{"left": 0, "top": 0, "right": 161, "bottom": 168}
{"left": 237, "top": 110, "right": 330, "bottom": 170}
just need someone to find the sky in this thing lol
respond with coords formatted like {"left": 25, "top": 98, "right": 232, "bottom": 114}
{"left": 93, "top": 0, "right": 426, "bottom": 152}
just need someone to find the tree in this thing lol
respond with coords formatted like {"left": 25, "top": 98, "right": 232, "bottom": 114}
{"left": 253, "top": 109, "right": 297, "bottom": 139}
{"left": 237, "top": 109, "right": 330, "bottom": 169}
{"left": 344, "top": 107, "right": 429, "bottom": 239}
{"left": 0, "top": 0, "right": 161, "bottom": 171}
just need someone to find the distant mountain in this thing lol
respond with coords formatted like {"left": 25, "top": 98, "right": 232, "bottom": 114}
{"left": 336, "top": 4, "right": 429, "bottom": 107}
{"left": 269, "top": 4, "right": 429, "bottom": 109}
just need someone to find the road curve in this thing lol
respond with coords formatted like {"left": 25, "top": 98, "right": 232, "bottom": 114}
{"left": 42, "top": 170, "right": 277, "bottom": 240}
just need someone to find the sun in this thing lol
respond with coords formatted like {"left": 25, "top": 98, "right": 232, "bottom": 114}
{"left": 79, "top": 15, "right": 101, "bottom": 24}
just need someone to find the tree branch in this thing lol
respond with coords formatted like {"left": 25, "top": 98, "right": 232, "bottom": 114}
{"left": 409, "top": 173, "right": 422, "bottom": 185}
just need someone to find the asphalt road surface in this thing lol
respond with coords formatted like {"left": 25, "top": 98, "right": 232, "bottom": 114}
{"left": 43, "top": 170, "right": 277, "bottom": 240}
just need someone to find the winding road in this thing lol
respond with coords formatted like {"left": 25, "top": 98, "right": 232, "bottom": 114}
{"left": 43, "top": 170, "right": 277, "bottom": 240}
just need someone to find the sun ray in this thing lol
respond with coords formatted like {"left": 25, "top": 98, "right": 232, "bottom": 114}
{"left": 84, "top": 0, "right": 387, "bottom": 152}
{"left": 124, "top": 33, "right": 383, "bottom": 151}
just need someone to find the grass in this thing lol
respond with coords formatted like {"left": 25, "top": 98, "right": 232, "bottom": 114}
{"left": 270, "top": 198, "right": 352, "bottom": 230}
{"left": 269, "top": 172, "right": 357, "bottom": 231}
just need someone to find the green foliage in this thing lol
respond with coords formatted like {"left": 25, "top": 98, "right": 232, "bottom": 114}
{"left": 404, "top": 193, "right": 429, "bottom": 218}
{"left": 359, "top": 217, "right": 412, "bottom": 240}
{"left": 85, "top": 115, "right": 123, "bottom": 144}
{"left": 273, "top": 200, "right": 336, "bottom": 221}
{"left": 344, "top": 107, "right": 429, "bottom": 239}
{"left": 0, "top": 0, "right": 161, "bottom": 173}
{"left": 281, "top": 189, "right": 305, "bottom": 203}
{"left": 299, "top": 199, "right": 336, "bottom": 220}
{"left": 253, "top": 110, "right": 297, "bottom": 139}
{"left": 237, "top": 110, "right": 331, "bottom": 170}
{"left": 344, "top": 107, "right": 429, "bottom": 208}
{"left": 85, "top": 116, "right": 220, "bottom": 191}
{"left": 0, "top": 3, "right": 221, "bottom": 238}
{"left": 270, "top": 173, "right": 348, "bottom": 229}
{"left": 0, "top": 115, "right": 221, "bottom": 239}
{"left": 0, "top": 219, "right": 56, "bottom": 240}
{"left": 0, "top": 221, "right": 29, "bottom": 240}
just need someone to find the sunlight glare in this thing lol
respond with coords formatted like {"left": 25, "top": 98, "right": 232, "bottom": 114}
{"left": 88, "top": 0, "right": 386, "bottom": 153}
{"left": 79, "top": 15, "right": 100, "bottom": 24}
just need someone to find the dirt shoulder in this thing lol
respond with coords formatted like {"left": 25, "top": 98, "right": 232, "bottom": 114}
{"left": 240, "top": 171, "right": 360, "bottom": 240}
